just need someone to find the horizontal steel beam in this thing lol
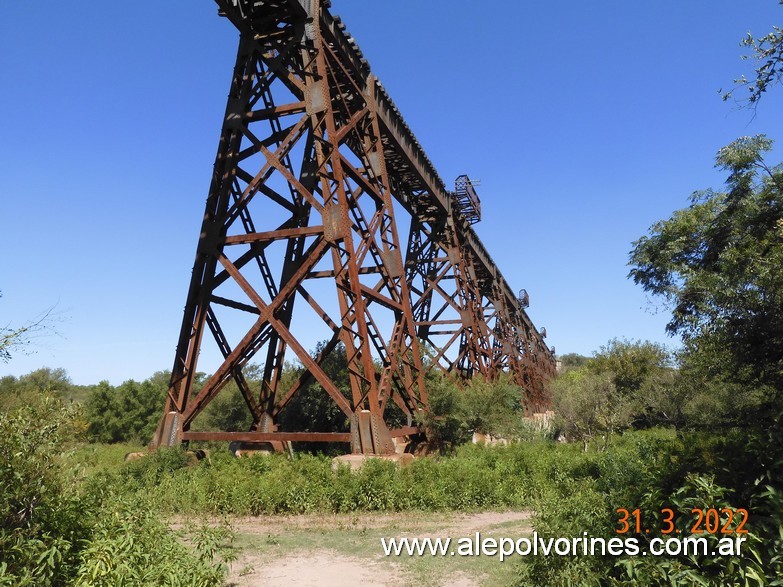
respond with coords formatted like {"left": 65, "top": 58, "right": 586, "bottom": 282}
{"left": 183, "top": 431, "right": 352, "bottom": 442}
{"left": 389, "top": 425, "right": 421, "bottom": 438}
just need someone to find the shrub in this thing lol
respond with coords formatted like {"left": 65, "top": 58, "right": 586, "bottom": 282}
{"left": 513, "top": 427, "right": 783, "bottom": 586}
{"left": 0, "top": 395, "right": 231, "bottom": 586}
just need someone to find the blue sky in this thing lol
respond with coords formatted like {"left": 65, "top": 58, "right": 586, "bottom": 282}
{"left": 2, "top": 1, "right": 782, "bottom": 385}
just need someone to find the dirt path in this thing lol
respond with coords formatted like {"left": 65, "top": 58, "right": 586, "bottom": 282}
{"left": 224, "top": 511, "right": 532, "bottom": 587}
{"left": 237, "top": 552, "right": 400, "bottom": 587}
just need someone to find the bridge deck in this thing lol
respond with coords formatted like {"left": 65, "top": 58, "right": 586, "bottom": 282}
{"left": 218, "top": 0, "right": 553, "bottom": 356}
{"left": 321, "top": 7, "right": 551, "bottom": 355}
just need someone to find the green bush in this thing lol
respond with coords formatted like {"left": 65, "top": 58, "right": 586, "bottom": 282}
{"left": 0, "top": 396, "right": 87, "bottom": 585}
{"left": 73, "top": 494, "right": 233, "bottom": 587}
{"left": 418, "top": 373, "right": 528, "bottom": 452}
{"left": 0, "top": 395, "right": 232, "bottom": 586}
{"left": 94, "top": 437, "right": 607, "bottom": 516}
{"left": 513, "top": 427, "right": 783, "bottom": 586}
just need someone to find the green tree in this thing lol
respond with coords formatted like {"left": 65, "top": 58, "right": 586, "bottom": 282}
{"left": 86, "top": 372, "right": 169, "bottom": 443}
{"left": 629, "top": 135, "right": 783, "bottom": 427}
{"left": 556, "top": 352, "right": 590, "bottom": 373}
{"left": 277, "top": 342, "right": 352, "bottom": 453}
{"left": 419, "top": 373, "right": 531, "bottom": 452}
{"left": 551, "top": 369, "right": 631, "bottom": 450}
{"left": 417, "top": 373, "right": 471, "bottom": 453}
{"left": 586, "top": 338, "right": 680, "bottom": 427}
{"left": 198, "top": 365, "right": 261, "bottom": 433}
{"left": 460, "top": 375, "right": 525, "bottom": 438}
{"left": 587, "top": 339, "right": 670, "bottom": 395}
{"left": 0, "top": 367, "right": 74, "bottom": 411}
{"left": 201, "top": 383, "right": 255, "bottom": 432}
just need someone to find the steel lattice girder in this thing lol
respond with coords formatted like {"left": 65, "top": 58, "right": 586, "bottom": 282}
{"left": 151, "top": 0, "right": 556, "bottom": 453}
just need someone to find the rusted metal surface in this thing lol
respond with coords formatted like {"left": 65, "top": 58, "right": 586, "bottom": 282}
{"left": 184, "top": 431, "right": 352, "bottom": 442}
{"left": 452, "top": 175, "right": 481, "bottom": 225}
{"left": 151, "top": 0, "right": 556, "bottom": 452}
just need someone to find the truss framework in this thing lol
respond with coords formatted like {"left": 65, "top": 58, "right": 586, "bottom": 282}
{"left": 152, "top": 0, "right": 556, "bottom": 454}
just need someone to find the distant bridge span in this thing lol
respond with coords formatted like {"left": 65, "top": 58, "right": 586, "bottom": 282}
{"left": 152, "top": 0, "right": 556, "bottom": 454}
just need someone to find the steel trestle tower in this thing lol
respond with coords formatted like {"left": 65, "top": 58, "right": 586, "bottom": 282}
{"left": 152, "top": 0, "right": 556, "bottom": 454}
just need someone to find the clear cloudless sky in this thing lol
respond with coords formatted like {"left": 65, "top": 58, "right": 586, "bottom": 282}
{"left": 2, "top": 1, "right": 782, "bottom": 385}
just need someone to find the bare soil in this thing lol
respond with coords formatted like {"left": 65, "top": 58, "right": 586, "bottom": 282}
{"left": 224, "top": 511, "right": 532, "bottom": 587}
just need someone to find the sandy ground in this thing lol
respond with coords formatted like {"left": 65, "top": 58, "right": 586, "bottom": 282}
{"left": 224, "top": 511, "right": 532, "bottom": 587}
{"left": 234, "top": 552, "right": 401, "bottom": 587}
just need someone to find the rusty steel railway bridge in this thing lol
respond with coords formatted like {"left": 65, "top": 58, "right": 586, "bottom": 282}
{"left": 152, "top": 0, "right": 556, "bottom": 455}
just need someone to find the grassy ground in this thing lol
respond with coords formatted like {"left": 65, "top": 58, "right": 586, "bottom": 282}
{"left": 65, "top": 442, "right": 552, "bottom": 585}
{"left": 66, "top": 440, "right": 147, "bottom": 474}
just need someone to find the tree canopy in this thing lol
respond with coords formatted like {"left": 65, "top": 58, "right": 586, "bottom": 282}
{"left": 629, "top": 135, "right": 783, "bottom": 425}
